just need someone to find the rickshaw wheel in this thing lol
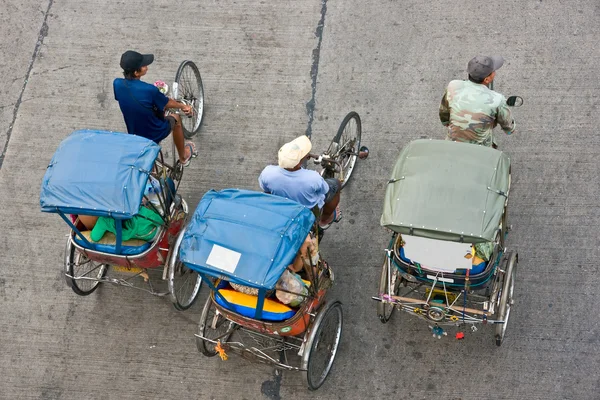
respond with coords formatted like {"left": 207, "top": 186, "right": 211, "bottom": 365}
{"left": 377, "top": 254, "right": 401, "bottom": 323}
{"left": 65, "top": 238, "right": 108, "bottom": 296}
{"left": 303, "top": 301, "right": 343, "bottom": 390}
{"left": 495, "top": 251, "right": 517, "bottom": 346}
{"left": 174, "top": 60, "right": 204, "bottom": 139}
{"left": 325, "top": 112, "right": 361, "bottom": 188}
{"left": 168, "top": 257, "right": 202, "bottom": 311}
{"left": 197, "top": 296, "right": 236, "bottom": 356}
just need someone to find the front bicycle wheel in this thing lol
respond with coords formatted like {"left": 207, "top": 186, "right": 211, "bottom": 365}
{"left": 325, "top": 112, "right": 361, "bottom": 188}
{"left": 174, "top": 60, "right": 204, "bottom": 139}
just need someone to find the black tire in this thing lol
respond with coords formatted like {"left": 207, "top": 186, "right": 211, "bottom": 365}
{"left": 304, "top": 301, "right": 343, "bottom": 390}
{"left": 196, "top": 295, "right": 235, "bottom": 356}
{"left": 377, "top": 254, "right": 401, "bottom": 323}
{"left": 495, "top": 252, "right": 517, "bottom": 346}
{"left": 174, "top": 60, "right": 204, "bottom": 139}
{"left": 65, "top": 237, "right": 108, "bottom": 296}
{"left": 325, "top": 112, "right": 361, "bottom": 188}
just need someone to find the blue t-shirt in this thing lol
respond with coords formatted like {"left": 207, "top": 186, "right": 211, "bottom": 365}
{"left": 258, "top": 165, "right": 329, "bottom": 209}
{"left": 113, "top": 78, "right": 170, "bottom": 143}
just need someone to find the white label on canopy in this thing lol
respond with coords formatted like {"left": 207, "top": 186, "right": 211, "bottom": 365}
{"left": 402, "top": 235, "right": 473, "bottom": 272}
{"left": 206, "top": 244, "right": 241, "bottom": 273}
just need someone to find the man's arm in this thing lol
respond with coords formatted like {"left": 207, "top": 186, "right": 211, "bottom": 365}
{"left": 165, "top": 98, "right": 191, "bottom": 114}
{"left": 497, "top": 99, "right": 515, "bottom": 134}
{"left": 113, "top": 79, "right": 119, "bottom": 100}
{"left": 258, "top": 169, "right": 270, "bottom": 193}
{"left": 439, "top": 90, "right": 450, "bottom": 126}
{"left": 317, "top": 176, "right": 330, "bottom": 196}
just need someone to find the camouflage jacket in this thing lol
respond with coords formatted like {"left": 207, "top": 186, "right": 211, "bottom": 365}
{"left": 439, "top": 80, "right": 515, "bottom": 147}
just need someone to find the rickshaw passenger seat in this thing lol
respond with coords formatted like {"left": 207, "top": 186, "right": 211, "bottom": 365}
{"left": 74, "top": 230, "right": 151, "bottom": 255}
{"left": 398, "top": 247, "right": 487, "bottom": 274}
{"left": 214, "top": 286, "right": 296, "bottom": 322}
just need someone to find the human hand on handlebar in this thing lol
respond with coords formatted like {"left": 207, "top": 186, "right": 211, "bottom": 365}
{"left": 307, "top": 153, "right": 322, "bottom": 163}
{"left": 181, "top": 104, "right": 192, "bottom": 116}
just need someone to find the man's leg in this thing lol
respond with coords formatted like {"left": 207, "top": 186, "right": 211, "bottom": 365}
{"left": 320, "top": 178, "right": 341, "bottom": 224}
{"left": 169, "top": 114, "right": 192, "bottom": 163}
{"left": 78, "top": 215, "right": 99, "bottom": 230}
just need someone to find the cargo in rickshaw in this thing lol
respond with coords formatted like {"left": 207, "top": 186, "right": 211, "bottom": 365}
{"left": 40, "top": 129, "right": 201, "bottom": 310}
{"left": 373, "top": 139, "right": 518, "bottom": 346}
{"left": 174, "top": 189, "right": 342, "bottom": 390}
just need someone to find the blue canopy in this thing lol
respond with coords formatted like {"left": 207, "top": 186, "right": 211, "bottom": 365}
{"left": 40, "top": 129, "right": 160, "bottom": 219}
{"left": 180, "top": 189, "right": 315, "bottom": 290}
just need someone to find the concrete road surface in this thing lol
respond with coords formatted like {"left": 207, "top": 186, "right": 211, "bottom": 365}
{"left": 1, "top": 0, "right": 599, "bottom": 399}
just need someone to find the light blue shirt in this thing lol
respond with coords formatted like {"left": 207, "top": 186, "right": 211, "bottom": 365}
{"left": 258, "top": 165, "right": 329, "bottom": 208}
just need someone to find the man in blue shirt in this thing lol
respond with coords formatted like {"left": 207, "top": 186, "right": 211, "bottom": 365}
{"left": 259, "top": 135, "right": 342, "bottom": 227}
{"left": 113, "top": 50, "right": 196, "bottom": 166}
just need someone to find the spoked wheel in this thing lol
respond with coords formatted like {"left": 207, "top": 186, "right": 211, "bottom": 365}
{"left": 325, "top": 112, "right": 361, "bottom": 188}
{"left": 174, "top": 60, "right": 204, "bottom": 139}
{"left": 168, "top": 258, "right": 202, "bottom": 311}
{"left": 377, "top": 254, "right": 402, "bottom": 323}
{"left": 495, "top": 251, "right": 517, "bottom": 346}
{"left": 64, "top": 237, "right": 108, "bottom": 296}
{"left": 303, "top": 301, "right": 343, "bottom": 390}
{"left": 196, "top": 295, "right": 236, "bottom": 356}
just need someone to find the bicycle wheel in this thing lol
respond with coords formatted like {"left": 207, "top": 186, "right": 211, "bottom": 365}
{"left": 168, "top": 257, "right": 202, "bottom": 311}
{"left": 174, "top": 60, "right": 204, "bottom": 139}
{"left": 495, "top": 251, "right": 517, "bottom": 346}
{"left": 377, "top": 254, "right": 401, "bottom": 323}
{"left": 64, "top": 237, "right": 108, "bottom": 296}
{"left": 196, "top": 295, "right": 236, "bottom": 356}
{"left": 303, "top": 301, "right": 343, "bottom": 390}
{"left": 325, "top": 112, "right": 361, "bottom": 188}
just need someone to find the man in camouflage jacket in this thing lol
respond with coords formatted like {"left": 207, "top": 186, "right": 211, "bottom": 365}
{"left": 439, "top": 56, "right": 515, "bottom": 147}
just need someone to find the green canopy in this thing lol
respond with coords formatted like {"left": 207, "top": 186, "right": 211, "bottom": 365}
{"left": 380, "top": 139, "right": 510, "bottom": 243}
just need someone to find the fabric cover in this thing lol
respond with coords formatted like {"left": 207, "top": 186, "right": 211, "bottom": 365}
{"left": 215, "top": 289, "right": 296, "bottom": 321}
{"left": 381, "top": 139, "right": 510, "bottom": 243}
{"left": 40, "top": 130, "right": 160, "bottom": 219}
{"left": 90, "top": 206, "right": 163, "bottom": 242}
{"left": 180, "top": 189, "right": 315, "bottom": 290}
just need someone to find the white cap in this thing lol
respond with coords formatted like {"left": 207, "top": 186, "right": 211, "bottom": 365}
{"left": 278, "top": 135, "right": 312, "bottom": 168}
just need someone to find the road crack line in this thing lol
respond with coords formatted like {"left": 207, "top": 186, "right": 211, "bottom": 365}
{"left": 305, "top": 0, "right": 328, "bottom": 139}
{"left": 0, "top": 0, "right": 54, "bottom": 170}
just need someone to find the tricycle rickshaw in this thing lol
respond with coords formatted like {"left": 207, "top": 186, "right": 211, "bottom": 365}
{"left": 174, "top": 188, "right": 342, "bottom": 390}
{"left": 373, "top": 139, "right": 518, "bottom": 346}
{"left": 40, "top": 129, "right": 202, "bottom": 310}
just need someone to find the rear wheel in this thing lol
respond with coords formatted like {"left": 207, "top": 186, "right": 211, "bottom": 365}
{"left": 304, "top": 301, "right": 343, "bottom": 390}
{"left": 495, "top": 251, "right": 517, "bottom": 346}
{"left": 174, "top": 60, "right": 204, "bottom": 139}
{"left": 168, "top": 257, "right": 202, "bottom": 311}
{"left": 324, "top": 112, "right": 361, "bottom": 188}
{"left": 377, "top": 254, "right": 401, "bottom": 323}
{"left": 196, "top": 295, "right": 236, "bottom": 356}
{"left": 65, "top": 237, "right": 108, "bottom": 296}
